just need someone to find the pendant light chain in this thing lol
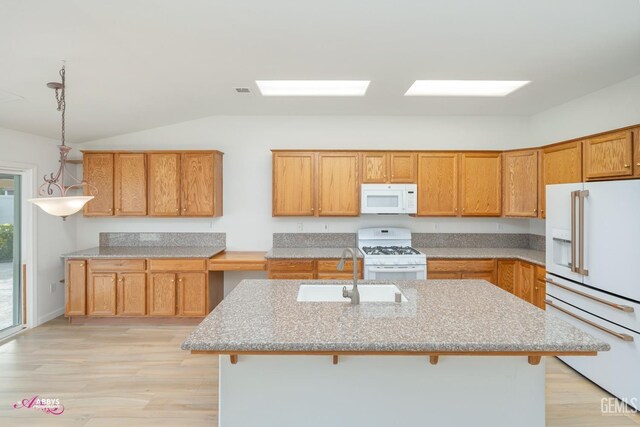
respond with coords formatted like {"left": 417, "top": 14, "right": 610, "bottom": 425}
{"left": 54, "top": 66, "right": 66, "bottom": 146}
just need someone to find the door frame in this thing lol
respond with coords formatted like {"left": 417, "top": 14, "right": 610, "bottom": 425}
{"left": 0, "top": 160, "right": 37, "bottom": 329}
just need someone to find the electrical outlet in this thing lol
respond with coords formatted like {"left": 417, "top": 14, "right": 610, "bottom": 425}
{"left": 297, "top": 223, "right": 303, "bottom": 232}
{"left": 323, "top": 224, "right": 329, "bottom": 232}
{"left": 50, "top": 283, "right": 56, "bottom": 293}
{"left": 433, "top": 223, "right": 439, "bottom": 231}
{"left": 496, "top": 223, "right": 504, "bottom": 231}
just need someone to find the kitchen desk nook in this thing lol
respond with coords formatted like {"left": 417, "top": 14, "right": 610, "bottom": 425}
{"left": 182, "top": 279, "right": 608, "bottom": 427}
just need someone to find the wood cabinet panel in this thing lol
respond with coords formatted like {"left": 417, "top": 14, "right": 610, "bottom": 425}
{"left": 317, "top": 153, "right": 359, "bottom": 216}
{"left": 148, "top": 153, "right": 181, "bottom": 216}
{"left": 268, "top": 259, "right": 315, "bottom": 272}
{"left": 317, "top": 259, "right": 360, "bottom": 273}
{"left": 268, "top": 272, "right": 315, "bottom": 280}
{"left": 460, "top": 153, "right": 501, "bottom": 216}
{"left": 89, "top": 259, "right": 146, "bottom": 272}
{"left": 114, "top": 153, "right": 146, "bottom": 216}
{"left": 461, "top": 271, "right": 496, "bottom": 284}
{"left": 65, "top": 260, "right": 86, "bottom": 316}
{"left": 634, "top": 128, "right": 640, "bottom": 177}
{"left": 541, "top": 141, "right": 582, "bottom": 218}
{"left": 272, "top": 152, "right": 316, "bottom": 216}
{"left": 389, "top": 153, "right": 416, "bottom": 183}
{"left": 148, "top": 273, "right": 177, "bottom": 316}
{"left": 117, "top": 273, "right": 146, "bottom": 316}
{"left": 428, "top": 272, "right": 462, "bottom": 280}
{"left": 88, "top": 273, "right": 117, "bottom": 316}
{"left": 497, "top": 260, "right": 516, "bottom": 294}
{"left": 148, "top": 259, "right": 207, "bottom": 272}
{"left": 83, "top": 153, "right": 114, "bottom": 216}
{"left": 428, "top": 259, "right": 495, "bottom": 273}
{"left": 361, "top": 152, "right": 388, "bottom": 183}
{"left": 178, "top": 273, "right": 207, "bottom": 316}
{"left": 417, "top": 153, "right": 458, "bottom": 216}
{"left": 503, "top": 150, "right": 538, "bottom": 217}
{"left": 583, "top": 130, "right": 633, "bottom": 180}
{"left": 516, "top": 262, "right": 535, "bottom": 303}
{"left": 181, "top": 153, "right": 215, "bottom": 216}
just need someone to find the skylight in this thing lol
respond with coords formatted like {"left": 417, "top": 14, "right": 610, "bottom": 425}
{"left": 404, "top": 80, "right": 530, "bottom": 97}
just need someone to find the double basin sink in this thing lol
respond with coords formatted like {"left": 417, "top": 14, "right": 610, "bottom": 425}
{"left": 297, "top": 284, "right": 408, "bottom": 303}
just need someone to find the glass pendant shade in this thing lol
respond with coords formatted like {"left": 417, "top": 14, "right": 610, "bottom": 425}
{"left": 28, "top": 196, "right": 94, "bottom": 219}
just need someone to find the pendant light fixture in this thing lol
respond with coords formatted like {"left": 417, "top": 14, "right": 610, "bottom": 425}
{"left": 29, "top": 65, "right": 96, "bottom": 220}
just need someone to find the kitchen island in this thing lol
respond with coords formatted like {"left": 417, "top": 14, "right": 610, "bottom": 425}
{"left": 182, "top": 279, "right": 608, "bottom": 427}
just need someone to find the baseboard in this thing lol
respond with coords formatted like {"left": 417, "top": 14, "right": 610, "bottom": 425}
{"left": 37, "top": 307, "right": 65, "bottom": 326}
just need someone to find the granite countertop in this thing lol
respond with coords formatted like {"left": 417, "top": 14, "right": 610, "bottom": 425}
{"left": 182, "top": 279, "right": 608, "bottom": 354}
{"left": 61, "top": 246, "right": 226, "bottom": 259}
{"left": 265, "top": 248, "right": 364, "bottom": 259}
{"left": 420, "top": 248, "right": 545, "bottom": 266}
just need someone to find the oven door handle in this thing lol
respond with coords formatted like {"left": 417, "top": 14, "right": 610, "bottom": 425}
{"left": 367, "top": 266, "right": 425, "bottom": 272}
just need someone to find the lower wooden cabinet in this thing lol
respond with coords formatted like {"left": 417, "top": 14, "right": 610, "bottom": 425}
{"left": 497, "top": 259, "right": 546, "bottom": 308}
{"left": 66, "top": 258, "right": 215, "bottom": 320}
{"left": 267, "top": 258, "right": 363, "bottom": 280}
{"left": 427, "top": 259, "right": 497, "bottom": 285}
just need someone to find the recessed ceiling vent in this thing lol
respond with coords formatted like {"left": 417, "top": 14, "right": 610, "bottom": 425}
{"left": 233, "top": 87, "right": 252, "bottom": 95}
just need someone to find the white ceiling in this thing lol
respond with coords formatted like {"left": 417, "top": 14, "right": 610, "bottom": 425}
{"left": 0, "top": 0, "right": 639, "bottom": 142}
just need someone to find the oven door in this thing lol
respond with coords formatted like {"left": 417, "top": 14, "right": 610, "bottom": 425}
{"left": 361, "top": 188, "right": 405, "bottom": 214}
{"left": 365, "top": 265, "right": 426, "bottom": 281}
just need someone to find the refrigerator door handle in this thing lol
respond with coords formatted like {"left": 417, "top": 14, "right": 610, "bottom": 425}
{"left": 545, "top": 278, "right": 634, "bottom": 312}
{"left": 578, "top": 190, "right": 589, "bottom": 276}
{"left": 546, "top": 299, "right": 634, "bottom": 342}
{"left": 570, "top": 190, "right": 578, "bottom": 273}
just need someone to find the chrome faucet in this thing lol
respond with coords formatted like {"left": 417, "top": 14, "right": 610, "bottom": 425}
{"left": 339, "top": 247, "right": 360, "bottom": 305}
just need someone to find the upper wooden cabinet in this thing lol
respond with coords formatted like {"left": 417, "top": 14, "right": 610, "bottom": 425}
{"left": 459, "top": 153, "right": 501, "bottom": 216}
{"left": 83, "top": 153, "right": 114, "bottom": 216}
{"left": 272, "top": 151, "right": 359, "bottom": 217}
{"left": 503, "top": 150, "right": 538, "bottom": 217}
{"left": 317, "top": 153, "right": 359, "bottom": 216}
{"left": 83, "top": 150, "right": 222, "bottom": 218}
{"left": 360, "top": 152, "right": 416, "bottom": 183}
{"left": 114, "top": 153, "right": 147, "bottom": 216}
{"left": 417, "top": 152, "right": 458, "bottom": 216}
{"left": 583, "top": 130, "right": 633, "bottom": 180}
{"left": 540, "top": 141, "right": 582, "bottom": 218}
{"left": 272, "top": 152, "right": 316, "bottom": 216}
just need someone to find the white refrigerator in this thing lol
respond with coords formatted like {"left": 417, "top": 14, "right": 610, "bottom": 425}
{"left": 546, "top": 180, "right": 640, "bottom": 410}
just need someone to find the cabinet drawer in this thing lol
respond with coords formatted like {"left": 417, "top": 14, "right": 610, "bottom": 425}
{"left": 268, "top": 259, "right": 315, "bottom": 272}
{"left": 268, "top": 272, "right": 315, "bottom": 280}
{"left": 427, "top": 259, "right": 495, "bottom": 273}
{"left": 149, "top": 259, "right": 207, "bottom": 272}
{"left": 89, "top": 259, "right": 146, "bottom": 272}
{"left": 535, "top": 265, "right": 546, "bottom": 281}
{"left": 317, "top": 259, "right": 359, "bottom": 272}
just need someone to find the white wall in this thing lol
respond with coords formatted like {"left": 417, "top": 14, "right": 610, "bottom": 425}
{"left": 0, "top": 127, "right": 78, "bottom": 325}
{"left": 530, "top": 73, "right": 640, "bottom": 146}
{"left": 77, "top": 115, "right": 534, "bottom": 251}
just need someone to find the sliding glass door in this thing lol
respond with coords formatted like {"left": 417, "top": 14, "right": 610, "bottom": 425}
{"left": 0, "top": 174, "right": 21, "bottom": 336}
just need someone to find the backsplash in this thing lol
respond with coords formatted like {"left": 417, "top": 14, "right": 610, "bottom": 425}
{"left": 528, "top": 234, "right": 546, "bottom": 252}
{"left": 411, "top": 233, "right": 536, "bottom": 249}
{"left": 273, "top": 233, "right": 356, "bottom": 248}
{"left": 99, "top": 232, "right": 226, "bottom": 247}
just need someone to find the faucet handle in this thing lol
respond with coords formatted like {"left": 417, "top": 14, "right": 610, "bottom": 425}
{"left": 342, "top": 286, "right": 349, "bottom": 298}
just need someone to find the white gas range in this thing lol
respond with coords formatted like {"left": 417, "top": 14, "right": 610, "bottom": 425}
{"left": 357, "top": 227, "right": 427, "bottom": 280}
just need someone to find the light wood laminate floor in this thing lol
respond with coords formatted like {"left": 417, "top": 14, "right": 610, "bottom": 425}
{"left": 0, "top": 317, "right": 638, "bottom": 426}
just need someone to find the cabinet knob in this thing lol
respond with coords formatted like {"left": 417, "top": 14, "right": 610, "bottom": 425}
{"left": 108, "top": 208, "right": 112, "bottom": 212}
{"left": 624, "top": 164, "right": 630, "bottom": 168}
{"left": 182, "top": 208, "right": 186, "bottom": 212}
{"left": 534, "top": 209, "right": 537, "bottom": 213}
{"left": 637, "top": 163, "right": 640, "bottom": 167}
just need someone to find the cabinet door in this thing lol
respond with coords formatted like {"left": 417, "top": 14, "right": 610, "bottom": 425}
{"left": 65, "top": 260, "right": 86, "bottom": 316}
{"left": 148, "top": 153, "right": 181, "bottom": 216}
{"left": 461, "top": 271, "right": 496, "bottom": 285}
{"left": 317, "top": 153, "right": 359, "bottom": 216}
{"left": 389, "top": 153, "right": 416, "bottom": 183}
{"left": 515, "top": 262, "right": 535, "bottom": 304}
{"left": 87, "top": 273, "right": 117, "bottom": 316}
{"left": 272, "top": 152, "right": 316, "bottom": 216}
{"left": 83, "top": 153, "right": 114, "bottom": 216}
{"left": 417, "top": 153, "right": 458, "bottom": 216}
{"left": 148, "top": 273, "right": 177, "bottom": 316}
{"left": 583, "top": 130, "right": 633, "bottom": 180}
{"left": 533, "top": 279, "right": 546, "bottom": 310}
{"left": 361, "top": 152, "right": 388, "bottom": 183}
{"left": 117, "top": 273, "right": 146, "bottom": 316}
{"left": 497, "top": 260, "right": 516, "bottom": 294}
{"left": 541, "top": 141, "right": 582, "bottom": 218}
{"left": 114, "top": 153, "right": 147, "bottom": 216}
{"left": 181, "top": 153, "right": 215, "bottom": 216}
{"left": 268, "top": 272, "right": 316, "bottom": 280}
{"left": 460, "top": 153, "right": 501, "bottom": 216}
{"left": 178, "top": 273, "right": 207, "bottom": 316}
{"left": 503, "top": 150, "right": 538, "bottom": 217}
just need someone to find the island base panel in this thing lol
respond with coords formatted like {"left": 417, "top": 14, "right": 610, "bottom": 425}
{"left": 218, "top": 355, "right": 544, "bottom": 427}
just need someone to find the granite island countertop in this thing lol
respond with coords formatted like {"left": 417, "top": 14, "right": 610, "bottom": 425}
{"left": 61, "top": 246, "right": 226, "bottom": 259}
{"left": 182, "top": 279, "right": 607, "bottom": 354}
{"left": 420, "top": 248, "right": 545, "bottom": 266}
{"left": 265, "top": 247, "right": 364, "bottom": 259}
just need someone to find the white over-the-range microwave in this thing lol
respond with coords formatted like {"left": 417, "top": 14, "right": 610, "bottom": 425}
{"left": 360, "top": 184, "right": 417, "bottom": 215}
